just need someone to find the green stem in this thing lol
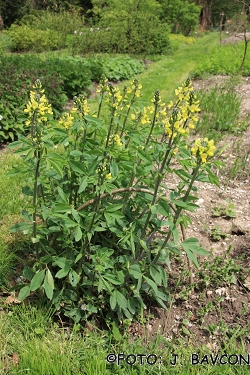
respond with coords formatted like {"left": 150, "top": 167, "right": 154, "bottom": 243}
{"left": 136, "top": 134, "right": 174, "bottom": 255}
{"left": 151, "top": 162, "right": 201, "bottom": 265}
{"left": 33, "top": 150, "right": 41, "bottom": 261}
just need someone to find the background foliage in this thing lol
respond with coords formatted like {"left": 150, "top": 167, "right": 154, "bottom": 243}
{"left": 0, "top": 54, "right": 145, "bottom": 142}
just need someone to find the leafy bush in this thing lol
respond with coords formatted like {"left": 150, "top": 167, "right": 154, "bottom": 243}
{"left": 101, "top": 56, "right": 145, "bottom": 82}
{"left": 0, "top": 55, "right": 67, "bottom": 142}
{"left": 19, "top": 9, "right": 84, "bottom": 49}
{"left": 169, "top": 34, "right": 196, "bottom": 50}
{"left": 6, "top": 24, "right": 64, "bottom": 52}
{"left": 9, "top": 78, "right": 219, "bottom": 324}
{"left": 68, "top": 23, "right": 171, "bottom": 56}
{"left": 0, "top": 31, "right": 14, "bottom": 52}
{"left": 0, "top": 54, "right": 145, "bottom": 141}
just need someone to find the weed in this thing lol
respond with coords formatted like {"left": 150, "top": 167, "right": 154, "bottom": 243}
{"left": 212, "top": 198, "right": 236, "bottom": 219}
{"left": 195, "top": 83, "right": 241, "bottom": 141}
{"left": 204, "top": 224, "right": 228, "bottom": 241}
{"left": 199, "top": 254, "right": 243, "bottom": 288}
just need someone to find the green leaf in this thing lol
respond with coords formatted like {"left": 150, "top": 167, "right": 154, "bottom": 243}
{"left": 155, "top": 296, "right": 168, "bottom": 309}
{"left": 98, "top": 278, "right": 104, "bottom": 293}
{"left": 53, "top": 203, "right": 72, "bottom": 214}
{"left": 55, "top": 266, "right": 71, "bottom": 279}
{"left": 206, "top": 168, "right": 220, "bottom": 188}
{"left": 102, "top": 278, "right": 113, "bottom": 293}
{"left": 143, "top": 276, "right": 158, "bottom": 294}
{"left": 68, "top": 269, "right": 80, "bottom": 287}
{"left": 54, "top": 257, "right": 70, "bottom": 268}
{"left": 69, "top": 160, "right": 85, "bottom": 175}
{"left": 157, "top": 201, "right": 171, "bottom": 217}
{"left": 78, "top": 177, "right": 88, "bottom": 193}
{"left": 110, "top": 160, "right": 119, "bottom": 177}
{"left": 110, "top": 292, "right": 117, "bottom": 310}
{"left": 74, "top": 226, "right": 82, "bottom": 242}
{"left": 129, "top": 264, "right": 142, "bottom": 280}
{"left": 185, "top": 249, "right": 199, "bottom": 269}
{"left": 31, "top": 237, "right": 40, "bottom": 244}
{"left": 174, "top": 169, "right": 193, "bottom": 182}
{"left": 47, "top": 158, "right": 63, "bottom": 177}
{"left": 75, "top": 253, "right": 83, "bottom": 264}
{"left": 149, "top": 265, "right": 162, "bottom": 286}
{"left": 127, "top": 297, "right": 137, "bottom": 315}
{"left": 64, "top": 289, "right": 78, "bottom": 301}
{"left": 46, "top": 268, "right": 54, "bottom": 290}
{"left": 105, "top": 211, "right": 124, "bottom": 219}
{"left": 61, "top": 218, "right": 78, "bottom": 228}
{"left": 173, "top": 200, "right": 199, "bottom": 212}
{"left": 57, "top": 187, "right": 68, "bottom": 203}
{"left": 43, "top": 272, "right": 54, "bottom": 300}
{"left": 115, "top": 290, "right": 127, "bottom": 310}
{"left": 9, "top": 222, "right": 33, "bottom": 234}
{"left": 112, "top": 321, "right": 122, "bottom": 341}
{"left": 8, "top": 140, "right": 24, "bottom": 149}
{"left": 182, "top": 238, "right": 210, "bottom": 256}
{"left": 23, "top": 266, "right": 34, "bottom": 281}
{"left": 158, "top": 266, "right": 168, "bottom": 288}
{"left": 104, "top": 272, "right": 123, "bottom": 285}
{"left": 22, "top": 186, "right": 34, "bottom": 197}
{"left": 18, "top": 285, "right": 31, "bottom": 301}
{"left": 70, "top": 150, "right": 83, "bottom": 157}
{"left": 105, "top": 204, "right": 124, "bottom": 213}
{"left": 30, "top": 269, "right": 45, "bottom": 291}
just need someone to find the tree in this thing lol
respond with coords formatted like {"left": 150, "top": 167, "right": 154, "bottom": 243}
{"left": 157, "top": 0, "right": 201, "bottom": 35}
{"left": 194, "top": 0, "right": 250, "bottom": 29}
{"left": 0, "top": 0, "right": 27, "bottom": 26}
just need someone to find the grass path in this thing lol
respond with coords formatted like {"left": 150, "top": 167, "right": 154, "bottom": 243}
{"left": 121, "top": 33, "right": 219, "bottom": 103}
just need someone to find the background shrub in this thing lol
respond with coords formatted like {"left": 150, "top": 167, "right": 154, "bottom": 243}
{"left": 7, "top": 24, "right": 64, "bottom": 52}
{"left": 0, "top": 53, "right": 145, "bottom": 141}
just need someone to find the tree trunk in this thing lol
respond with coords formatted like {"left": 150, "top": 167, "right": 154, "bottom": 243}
{"left": 197, "top": 0, "right": 213, "bottom": 30}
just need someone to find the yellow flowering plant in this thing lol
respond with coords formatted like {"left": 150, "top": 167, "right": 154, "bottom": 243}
{"left": 9, "top": 77, "right": 220, "bottom": 324}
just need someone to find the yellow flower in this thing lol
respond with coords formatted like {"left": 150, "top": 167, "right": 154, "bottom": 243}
{"left": 135, "top": 89, "right": 141, "bottom": 98}
{"left": 106, "top": 173, "right": 112, "bottom": 180}
{"left": 191, "top": 138, "right": 215, "bottom": 163}
{"left": 167, "top": 101, "right": 173, "bottom": 109}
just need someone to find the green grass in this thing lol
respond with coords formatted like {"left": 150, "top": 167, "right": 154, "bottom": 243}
{"left": 194, "top": 38, "right": 250, "bottom": 77}
{"left": 113, "top": 33, "right": 219, "bottom": 105}
{"left": 195, "top": 80, "right": 243, "bottom": 141}
{"left": 0, "top": 148, "right": 31, "bottom": 287}
{"left": 0, "top": 303, "right": 249, "bottom": 374}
